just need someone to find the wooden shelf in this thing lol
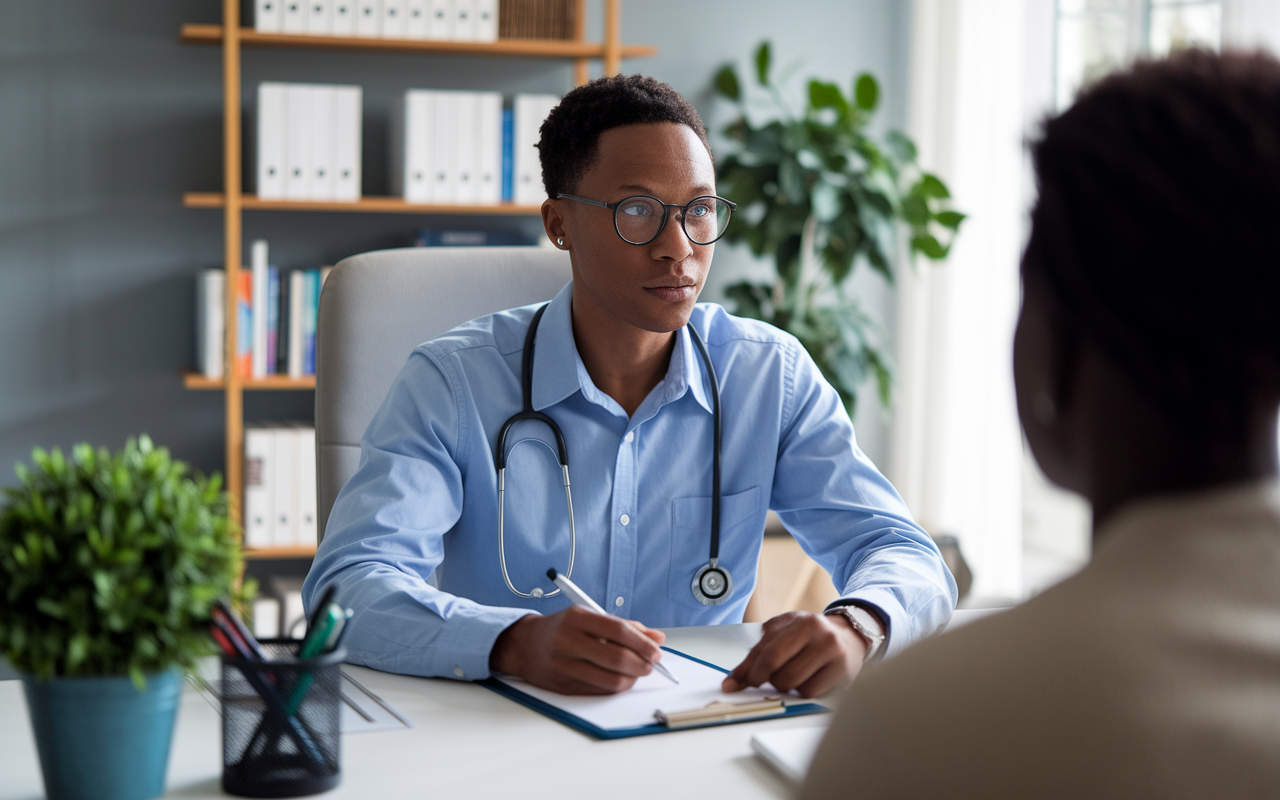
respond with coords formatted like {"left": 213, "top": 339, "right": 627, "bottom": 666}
{"left": 183, "top": 192, "right": 543, "bottom": 215}
{"left": 243, "top": 546, "right": 317, "bottom": 560}
{"left": 184, "top": 373, "right": 316, "bottom": 391}
{"left": 179, "top": 24, "right": 656, "bottom": 60}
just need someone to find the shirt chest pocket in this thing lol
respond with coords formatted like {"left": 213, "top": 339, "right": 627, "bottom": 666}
{"left": 668, "top": 486, "right": 763, "bottom": 610}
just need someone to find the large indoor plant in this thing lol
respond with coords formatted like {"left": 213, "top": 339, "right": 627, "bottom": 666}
{"left": 0, "top": 436, "right": 242, "bottom": 800}
{"left": 714, "top": 42, "right": 965, "bottom": 413}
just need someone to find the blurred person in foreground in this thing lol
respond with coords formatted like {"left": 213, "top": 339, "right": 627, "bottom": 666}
{"left": 803, "top": 49, "right": 1280, "bottom": 798}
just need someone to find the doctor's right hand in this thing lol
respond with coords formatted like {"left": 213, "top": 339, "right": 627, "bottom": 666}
{"left": 489, "top": 606, "right": 666, "bottom": 695}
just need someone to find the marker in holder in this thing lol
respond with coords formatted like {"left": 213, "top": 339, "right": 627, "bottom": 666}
{"left": 220, "top": 639, "right": 345, "bottom": 798}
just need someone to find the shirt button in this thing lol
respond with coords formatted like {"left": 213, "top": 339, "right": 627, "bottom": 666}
{"left": 453, "top": 667, "right": 464, "bottom": 678}
{"left": 624, "top": 431, "right": 634, "bottom": 443}
{"left": 615, "top": 596, "right": 625, "bottom": 607}
{"left": 620, "top": 514, "right": 630, "bottom": 526}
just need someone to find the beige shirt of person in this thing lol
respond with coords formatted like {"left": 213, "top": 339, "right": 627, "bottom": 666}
{"left": 801, "top": 482, "right": 1280, "bottom": 799}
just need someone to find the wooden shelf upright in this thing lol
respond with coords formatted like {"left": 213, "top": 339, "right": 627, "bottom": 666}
{"left": 183, "top": 0, "right": 652, "bottom": 558}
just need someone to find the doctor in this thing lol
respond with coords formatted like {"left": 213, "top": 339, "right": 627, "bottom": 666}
{"left": 304, "top": 74, "right": 955, "bottom": 697}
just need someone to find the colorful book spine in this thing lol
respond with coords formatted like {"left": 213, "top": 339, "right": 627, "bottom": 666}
{"left": 237, "top": 270, "right": 253, "bottom": 378}
{"left": 501, "top": 106, "right": 513, "bottom": 202}
{"left": 266, "top": 266, "right": 280, "bottom": 375}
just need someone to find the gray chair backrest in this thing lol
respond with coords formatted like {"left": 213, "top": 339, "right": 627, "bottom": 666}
{"left": 315, "top": 246, "right": 572, "bottom": 543}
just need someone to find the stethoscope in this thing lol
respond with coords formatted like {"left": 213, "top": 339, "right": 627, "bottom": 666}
{"left": 495, "top": 303, "right": 731, "bottom": 606}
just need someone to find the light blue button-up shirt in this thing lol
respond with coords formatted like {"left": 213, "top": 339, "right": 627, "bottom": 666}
{"left": 304, "top": 282, "right": 956, "bottom": 680}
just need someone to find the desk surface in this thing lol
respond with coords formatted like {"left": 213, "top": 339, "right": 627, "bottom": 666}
{"left": 1, "top": 624, "right": 811, "bottom": 800}
{"left": 0, "top": 611, "right": 997, "bottom": 799}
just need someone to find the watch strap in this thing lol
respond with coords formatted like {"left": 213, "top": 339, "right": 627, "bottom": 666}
{"left": 824, "top": 604, "right": 886, "bottom": 662}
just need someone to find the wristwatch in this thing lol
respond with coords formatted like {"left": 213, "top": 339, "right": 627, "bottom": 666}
{"left": 824, "top": 604, "right": 886, "bottom": 662}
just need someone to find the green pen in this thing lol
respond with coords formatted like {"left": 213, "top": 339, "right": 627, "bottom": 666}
{"left": 286, "top": 603, "right": 344, "bottom": 714}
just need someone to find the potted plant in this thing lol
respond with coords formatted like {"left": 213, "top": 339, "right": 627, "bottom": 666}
{"left": 0, "top": 436, "right": 242, "bottom": 800}
{"left": 713, "top": 42, "right": 966, "bottom": 413}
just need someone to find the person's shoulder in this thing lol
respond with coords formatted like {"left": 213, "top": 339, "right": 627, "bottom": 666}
{"left": 412, "top": 303, "right": 539, "bottom": 363}
{"left": 689, "top": 303, "right": 799, "bottom": 351}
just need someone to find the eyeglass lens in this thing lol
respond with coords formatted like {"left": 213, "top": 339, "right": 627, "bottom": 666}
{"left": 614, "top": 196, "right": 732, "bottom": 245}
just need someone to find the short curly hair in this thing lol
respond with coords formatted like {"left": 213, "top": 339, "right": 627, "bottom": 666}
{"left": 537, "top": 74, "right": 713, "bottom": 200}
{"left": 1026, "top": 48, "right": 1280, "bottom": 430}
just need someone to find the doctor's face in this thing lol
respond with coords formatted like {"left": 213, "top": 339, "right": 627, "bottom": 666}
{"left": 549, "top": 122, "right": 717, "bottom": 337}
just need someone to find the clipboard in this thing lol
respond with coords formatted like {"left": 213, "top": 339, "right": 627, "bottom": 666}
{"left": 479, "top": 646, "right": 829, "bottom": 740}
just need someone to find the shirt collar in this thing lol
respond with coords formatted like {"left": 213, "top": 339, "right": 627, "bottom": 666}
{"left": 530, "top": 281, "right": 714, "bottom": 417}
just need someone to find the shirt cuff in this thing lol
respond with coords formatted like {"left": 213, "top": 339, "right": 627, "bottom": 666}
{"left": 825, "top": 591, "right": 903, "bottom": 658}
{"left": 430, "top": 606, "right": 538, "bottom": 681}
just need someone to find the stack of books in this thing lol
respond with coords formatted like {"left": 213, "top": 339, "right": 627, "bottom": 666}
{"left": 497, "top": 0, "right": 576, "bottom": 40}
{"left": 244, "top": 424, "right": 319, "bottom": 550}
{"left": 390, "top": 90, "right": 558, "bottom": 206}
{"left": 252, "top": 0, "right": 499, "bottom": 42}
{"left": 194, "top": 240, "right": 332, "bottom": 380}
{"left": 255, "top": 83, "right": 362, "bottom": 202}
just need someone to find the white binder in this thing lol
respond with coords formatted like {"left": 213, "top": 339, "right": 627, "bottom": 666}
{"left": 285, "top": 84, "right": 313, "bottom": 200}
{"left": 382, "top": 0, "right": 407, "bottom": 38}
{"left": 356, "top": 0, "right": 382, "bottom": 37}
{"left": 255, "top": 0, "right": 283, "bottom": 32}
{"left": 244, "top": 427, "right": 274, "bottom": 549}
{"left": 333, "top": 85, "right": 363, "bottom": 202}
{"left": 474, "top": 0, "right": 497, "bottom": 42}
{"left": 288, "top": 270, "right": 306, "bottom": 378}
{"left": 405, "top": 0, "right": 429, "bottom": 38}
{"left": 429, "top": 0, "right": 455, "bottom": 39}
{"left": 256, "top": 82, "right": 287, "bottom": 200}
{"left": 250, "top": 239, "right": 269, "bottom": 378}
{"left": 306, "top": 0, "right": 333, "bottom": 34}
{"left": 282, "top": 0, "right": 306, "bottom": 32}
{"left": 453, "top": 0, "right": 476, "bottom": 41}
{"left": 310, "top": 85, "right": 336, "bottom": 201}
{"left": 196, "top": 269, "right": 224, "bottom": 379}
{"left": 514, "top": 94, "right": 559, "bottom": 205}
{"left": 296, "top": 426, "right": 318, "bottom": 548}
{"left": 395, "top": 90, "right": 435, "bottom": 202}
{"left": 271, "top": 426, "right": 298, "bottom": 547}
{"left": 476, "top": 91, "right": 502, "bottom": 204}
{"left": 432, "top": 91, "right": 460, "bottom": 203}
{"left": 332, "top": 0, "right": 356, "bottom": 35}
{"left": 454, "top": 92, "right": 478, "bottom": 204}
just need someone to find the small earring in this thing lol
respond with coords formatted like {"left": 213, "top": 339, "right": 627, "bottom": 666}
{"left": 1033, "top": 393, "right": 1058, "bottom": 425}
{"left": 557, "top": 237, "right": 565, "bottom": 247}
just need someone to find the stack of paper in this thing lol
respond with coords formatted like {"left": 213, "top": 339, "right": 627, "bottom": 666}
{"left": 256, "top": 82, "right": 362, "bottom": 203}
{"left": 253, "top": 0, "right": 499, "bottom": 42}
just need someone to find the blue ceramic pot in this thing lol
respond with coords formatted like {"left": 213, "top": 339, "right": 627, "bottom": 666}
{"left": 21, "top": 669, "right": 183, "bottom": 800}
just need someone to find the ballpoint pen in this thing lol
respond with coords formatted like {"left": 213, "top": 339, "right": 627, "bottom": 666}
{"left": 546, "top": 568, "right": 678, "bottom": 684}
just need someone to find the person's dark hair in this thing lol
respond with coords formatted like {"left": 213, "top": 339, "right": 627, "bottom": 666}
{"left": 537, "top": 74, "right": 713, "bottom": 200}
{"left": 1025, "top": 48, "right": 1280, "bottom": 430}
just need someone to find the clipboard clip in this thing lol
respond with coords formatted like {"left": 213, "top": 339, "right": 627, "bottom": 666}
{"left": 654, "top": 697, "right": 787, "bottom": 728}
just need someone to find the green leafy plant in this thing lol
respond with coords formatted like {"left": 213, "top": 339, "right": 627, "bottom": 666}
{"left": 0, "top": 436, "right": 244, "bottom": 688}
{"left": 714, "top": 41, "right": 965, "bottom": 413}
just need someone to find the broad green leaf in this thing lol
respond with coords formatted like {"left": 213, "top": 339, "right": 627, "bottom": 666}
{"left": 911, "top": 234, "right": 948, "bottom": 260}
{"left": 808, "top": 80, "right": 847, "bottom": 114}
{"left": 713, "top": 64, "right": 740, "bottom": 101}
{"left": 935, "top": 210, "right": 967, "bottom": 229}
{"left": 916, "top": 173, "right": 951, "bottom": 199}
{"left": 854, "top": 73, "right": 879, "bottom": 111}
{"left": 755, "top": 41, "right": 772, "bottom": 86}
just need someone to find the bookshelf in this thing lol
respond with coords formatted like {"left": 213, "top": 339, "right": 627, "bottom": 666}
{"left": 185, "top": 0, "right": 652, "bottom": 558}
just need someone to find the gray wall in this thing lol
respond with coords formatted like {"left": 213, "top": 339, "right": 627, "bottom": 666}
{"left": 0, "top": 0, "right": 908, "bottom": 487}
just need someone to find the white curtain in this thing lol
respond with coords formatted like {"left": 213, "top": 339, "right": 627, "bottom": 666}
{"left": 891, "top": 0, "right": 1058, "bottom": 602}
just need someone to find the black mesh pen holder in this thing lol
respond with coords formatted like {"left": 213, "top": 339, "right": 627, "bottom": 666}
{"left": 221, "top": 640, "right": 346, "bottom": 797}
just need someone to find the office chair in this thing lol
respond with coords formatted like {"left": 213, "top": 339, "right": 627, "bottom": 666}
{"left": 314, "top": 246, "right": 572, "bottom": 543}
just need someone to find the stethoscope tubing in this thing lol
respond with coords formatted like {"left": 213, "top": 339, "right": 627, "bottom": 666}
{"left": 495, "top": 302, "right": 723, "bottom": 602}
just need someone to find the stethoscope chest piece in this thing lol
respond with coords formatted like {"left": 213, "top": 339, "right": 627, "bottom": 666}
{"left": 691, "top": 559, "right": 733, "bottom": 606}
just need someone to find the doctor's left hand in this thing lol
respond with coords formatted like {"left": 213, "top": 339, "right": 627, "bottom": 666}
{"left": 490, "top": 606, "right": 667, "bottom": 695}
{"left": 721, "top": 611, "right": 868, "bottom": 699}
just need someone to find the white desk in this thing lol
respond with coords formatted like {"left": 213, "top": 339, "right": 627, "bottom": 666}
{"left": 1, "top": 624, "right": 815, "bottom": 800}
{"left": 1, "top": 611, "right": 998, "bottom": 799}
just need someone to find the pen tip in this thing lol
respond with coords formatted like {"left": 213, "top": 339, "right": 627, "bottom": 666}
{"left": 546, "top": 568, "right": 558, "bottom": 581}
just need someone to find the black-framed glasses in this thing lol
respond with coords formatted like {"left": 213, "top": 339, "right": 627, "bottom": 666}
{"left": 558, "top": 193, "right": 737, "bottom": 246}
